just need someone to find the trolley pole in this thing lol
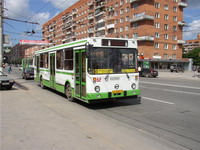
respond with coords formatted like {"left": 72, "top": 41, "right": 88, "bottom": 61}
{"left": 0, "top": 0, "right": 3, "bottom": 72}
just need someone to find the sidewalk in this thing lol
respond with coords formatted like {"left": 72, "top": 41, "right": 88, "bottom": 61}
{"left": 158, "top": 71, "right": 200, "bottom": 80}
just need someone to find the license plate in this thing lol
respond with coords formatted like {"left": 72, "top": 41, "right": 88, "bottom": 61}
{"left": 112, "top": 90, "right": 123, "bottom": 94}
{"left": 2, "top": 82, "right": 9, "bottom": 85}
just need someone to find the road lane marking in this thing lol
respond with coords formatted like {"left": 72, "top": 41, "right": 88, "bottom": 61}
{"left": 164, "top": 89, "right": 200, "bottom": 96}
{"left": 142, "top": 97, "right": 175, "bottom": 105}
{"left": 140, "top": 81, "right": 200, "bottom": 90}
{"left": 140, "top": 86, "right": 200, "bottom": 96}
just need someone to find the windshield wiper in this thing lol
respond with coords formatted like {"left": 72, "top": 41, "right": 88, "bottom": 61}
{"left": 125, "top": 71, "right": 130, "bottom": 79}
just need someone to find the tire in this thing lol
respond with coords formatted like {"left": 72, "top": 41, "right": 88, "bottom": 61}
{"left": 65, "top": 84, "right": 74, "bottom": 102}
{"left": 40, "top": 77, "right": 45, "bottom": 89}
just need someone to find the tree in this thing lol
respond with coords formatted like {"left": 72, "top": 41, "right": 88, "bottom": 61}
{"left": 183, "top": 47, "right": 200, "bottom": 66}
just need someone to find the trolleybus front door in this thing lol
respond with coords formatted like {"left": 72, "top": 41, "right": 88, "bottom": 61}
{"left": 50, "top": 53, "right": 55, "bottom": 88}
{"left": 75, "top": 50, "right": 86, "bottom": 100}
{"left": 36, "top": 56, "right": 40, "bottom": 82}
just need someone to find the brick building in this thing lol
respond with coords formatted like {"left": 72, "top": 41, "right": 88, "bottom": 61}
{"left": 42, "top": 0, "right": 188, "bottom": 69}
{"left": 11, "top": 44, "right": 33, "bottom": 63}
{"left": 183, "top": 34, "right": 200, "bottom": 54}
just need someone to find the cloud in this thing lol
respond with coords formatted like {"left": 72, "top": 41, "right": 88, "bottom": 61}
{"left": 183, "top": 19, "right": 200, "bottom": 40}
{"left": 187, "top": 0, "right": 200, "bottom": 9}
{"left": 5, "top": 0, "right": 31, "bottom": 19}
{"left": 43, "top": 0, "right": 79, "bottom": 10}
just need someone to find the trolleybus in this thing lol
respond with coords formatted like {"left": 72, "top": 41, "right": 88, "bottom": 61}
{"left": 34, "top": 37, "right": 140, "bottom": 103}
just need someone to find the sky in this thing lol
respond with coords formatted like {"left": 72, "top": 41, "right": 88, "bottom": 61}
{"left": 3, "top": 0, "right": 200, "bottom": 46}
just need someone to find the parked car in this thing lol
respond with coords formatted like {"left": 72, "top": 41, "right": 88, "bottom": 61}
{"left": 170, "top": 64, "right": 184, "bottom": 73}
{"left": 22, "top": 67, "right": 34, "bottom": 80}
{"left": 0, "top": 71, "right": 15, "bottom": 90}
{"left": 139, "top": 68, "right": 158, "bottom": 78}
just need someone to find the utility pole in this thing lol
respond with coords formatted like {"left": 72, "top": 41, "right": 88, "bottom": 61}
{"left": 0, "top": 0, "right": 3, "bottom": 72}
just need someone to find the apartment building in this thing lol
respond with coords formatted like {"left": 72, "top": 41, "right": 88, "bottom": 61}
{"left": 42, "top": 0, "right": 188, "bottom": 69}
{"left": 183, "top": 34, "right": 200, "bottom": 54}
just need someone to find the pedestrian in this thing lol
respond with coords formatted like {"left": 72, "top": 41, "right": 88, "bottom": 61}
{"left": 138, "top": 66, "right": 141, "bottom": 76}
{"left": 192, "top": 65, "right": 197, "bottom": 77}
{"left": 8, "top": 64, "right": 12, "bottom": 74}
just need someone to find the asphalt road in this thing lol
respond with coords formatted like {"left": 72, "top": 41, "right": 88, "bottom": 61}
{"left": 1, "top": 67, "right": 200, "bottom": 150}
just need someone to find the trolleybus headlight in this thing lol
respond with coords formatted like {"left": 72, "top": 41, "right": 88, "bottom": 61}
{"left": 131, "top": 83, "right": 136, "bottom": 89}
{"left": 94, "top": 86, "right": 100, "bottom": 93}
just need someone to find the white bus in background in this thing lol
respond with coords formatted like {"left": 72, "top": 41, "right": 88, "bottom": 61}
{"left": 34, "top": 37, "right": 140, "bottom": 103}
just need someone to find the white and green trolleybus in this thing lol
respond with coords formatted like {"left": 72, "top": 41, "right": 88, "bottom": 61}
{"left": 34, "top": 37, "right": 140, "bottom": 103}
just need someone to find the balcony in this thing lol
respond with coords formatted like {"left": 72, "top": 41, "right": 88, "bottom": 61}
{"left": 96, "top": 26, "right": 106, "bottom": 31}
{"left": 130, "top": 12, "right": 154, "bottom": 23}
{"left": 178, "top": 21, "right": 186, "bottom": 26}
{"left": 107, "top": 24, "right": 115, "bottom": 29}
{"left": 95, "top": 10, "right": 106, "bottom": 17}
{"left": 130, "top": 0, "right": 141, "bottom": 3}
{"left": 178, "top": 0, "right": 187, "bottom": 8}
{"left": 137, "top": 36, "right": 154, "bottom": 41}
{"left": 178, "top": 40, "right": 186, "bottom": 44}
{"left": 88, "top": 28, "right": 94, "bottom": 33}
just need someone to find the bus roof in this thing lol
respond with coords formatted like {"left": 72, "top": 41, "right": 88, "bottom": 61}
{"left": 34, "top": 37, "right": 138, "bottom": 54}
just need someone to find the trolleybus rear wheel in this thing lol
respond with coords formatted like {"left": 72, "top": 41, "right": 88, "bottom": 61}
{"left": 65, "top": 84, "right": 74, "bottom": 102}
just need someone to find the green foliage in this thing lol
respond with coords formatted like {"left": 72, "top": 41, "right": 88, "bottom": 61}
{"left": 183, "top": 47, "right": 200, "bottom": 66}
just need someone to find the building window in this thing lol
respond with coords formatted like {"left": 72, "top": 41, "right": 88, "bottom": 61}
{"left": 155, "top": 32, "right": 160, "bottom": 38}
{"left": 125, "top": 34, "right": 129, "bottom": 38}
{"left": 172, "top": 44, "right": 177, "bottom": 50}
{"left": 132, "top": 23, "right": 138, "bottom": 29}
{"left": 164, "top": 14, "right": 169, "bottom": 20}
{"left": 132, "top": 3, "right": 138, "bottom": 9}
{"left": 172, "top": 35, "right": 177, "bottom": 40}
{"left": 173, "top": 25, "right": 177, "bottom": 31}
{"left": 154, "top": 53, "right": 159, "bottom": 56}
{"left": 115, "top": 2, "right": 118, "bottom": 7}
{"left": 173, "top": 6, "right": 177, "bottom": 12}
{"left": 173, "top": 16, "right": 177, "bottom": 21}
{"left": 164, "top": 53, "right": 168, "bottom": 59}
{"left": 155, "top": 23, "right": 160, "bottom": 28}
{"left": 155, "top": 12, "right": 160, "bottom": 18}
{"left": 164, "top": 24, "right": 169, "bottom": 30}
{"left": 115, "top": 19, "right": 118, "bottom": 24}
{"left": 172, "top": 54, "right": 176, "bottom": 59}
{"left": 155, "top": 2, "right": 160, "bottom": 8}
{"left": 120, "top": 9, "right": 124, "bottom": 15}
{"left": 173, "top": 0, "right": 178, "bottom": 2}
{"left": 155, "top": 43, "right": 159, "bottom": 49}
{"left": 133, "top": 33, "right": 138, "bottom": 38}
{"left": 125, "top": 25, "right": 129, "bottom": 31}
{"left": 120, "top": 0, "right": 124, "bottom": 6}
{"left": 164, "top": 4, "right": 169, "bottom": 10}
{"left": 164, "top": 44, "right": 169, "bottom": 49}
{"left": 120, "top": 27, "right": 123, "bottom": 32}
{"left": 126, "top": 7, "right": 130, "bottom": 13}
{"left": 120, "top": 18, "right": 124, "bottom": 23}
{"left": 125, "top": 16, "right": 129, "bottom": 21}
{"left": 164, "top": 34, "right": 169, "bottom": 40}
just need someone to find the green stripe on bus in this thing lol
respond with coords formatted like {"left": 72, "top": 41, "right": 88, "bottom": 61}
{"left": 56, "top": 71, "right": 74, "bottom": 75}
{"left": 35, "top": 40, "right": 87, "bottom": 54}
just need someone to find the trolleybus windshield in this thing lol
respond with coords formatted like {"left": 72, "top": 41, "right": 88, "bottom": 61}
{"left": 88, "top": 48, "right": 137, "bottom": 74}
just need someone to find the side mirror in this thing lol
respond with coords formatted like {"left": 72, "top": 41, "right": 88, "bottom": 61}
{"left": 85, "top": 42, "right": 93, "bottom": 58}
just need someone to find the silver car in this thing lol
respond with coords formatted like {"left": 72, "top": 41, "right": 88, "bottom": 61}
{"left": 0, "top": 71, "right": 15, "bottom": 90}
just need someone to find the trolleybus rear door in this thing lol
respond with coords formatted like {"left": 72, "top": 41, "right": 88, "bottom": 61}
{"left": 75, "top": 50, "right": 86, "bottom": 99}
{"left": 50, "top": 53, "right": 56, "bottom": 88}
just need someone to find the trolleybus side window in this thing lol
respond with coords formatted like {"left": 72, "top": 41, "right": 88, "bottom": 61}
{"left": 64, "top": 48, "right": 73, "bottom": 70}
{"left": 40, "top": 54, "right": 44, "bottom": 68}
{"left": 56, "top": 50, "right": 63, "bottom": 69}
{"left": 44, "top": 53, "right": 49, "bottom": 68}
